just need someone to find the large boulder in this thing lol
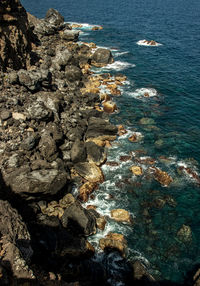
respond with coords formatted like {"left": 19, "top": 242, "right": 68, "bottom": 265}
{"left": 0, "top": 0, "right": 32, "bottom": 71}
{"left": 85, "top": 117, "right": 118, "bottom": 141}
{"left": 39, "top": 133, "right": 58, "bottom": 162}
{"left": 61, "top": 201, "right": 96, "bottom": 235}
{"left": 45, "top": 8, "right": 64, "bottom": 28}
{"left": 70, "top": 139, "right": 86, "bottom": 163}
{"left": 65, "top": 65, "right": 82, "bottom": 82}
{"left": 18, "top": 69, "right": 52, "bottom": 91}
{"left": 110, "top": 209, "right": 132, "bottom": 224}
{"left": 99, "top": 233, "right": 127, "bottom": 256}
{"left": 61, "top": 29, "right": 79, "bottom": 41}
{"left": 91, "top": 48, "right": 114, "bottom": 67}
{"left": 74, "top": 162, "right": 104, "bottom": 183}
{"left": 85, "top": 141, "right": 107, "bottom": 166}
{"left": 52, "top": 47, "right": 72, "bottom": 70}
{"left": 0, "top": 200, "right": 34, "bottom": 279}
{"left": 78, "top": 181, "right": 97, "bottom": 202}
{"left": 2, "top": 166, "right": 68, "bottom": 200}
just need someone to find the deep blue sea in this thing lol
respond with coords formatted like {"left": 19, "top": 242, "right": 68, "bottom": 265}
{"left": 22, "top": 0, "right": 200, "bottom": 283}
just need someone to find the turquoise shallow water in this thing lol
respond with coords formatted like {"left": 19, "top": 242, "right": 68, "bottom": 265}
{"left": 22, "top": 0, "right": 200, "bottom": 282}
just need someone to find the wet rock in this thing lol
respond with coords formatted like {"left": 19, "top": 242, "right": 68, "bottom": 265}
{"left": 111, "top": 209, "right": 132, "bottom": 223}
{"left": 61, "top": 201, "right": 96, "bottom": 235}
{"left": 0, "top": 200, "right": 34, "bottom": 279}
{"left": 70, "top": 139, "right": 86, "bottom": 163}
{"left": 39, "top": 133, "right": 57, "bottom": 161}
{"left": 3, "top": 166, "right": 68, "bottom": 200}
{"left": 177, "top": 224, "right": 192, "bottom": 243}
{"left": 92, "top": 48, "right": 114, "bottom": 67}
{"left": 120, "top": 155, "right": 132, "bottom": 162}
{"left": 45, "top": 8, "right": 64, "bottom": 27}
{"left": 78, "top": 181, "right": 97, "bottom": 202}
{"left": 130, "top": 166, "right": 143, "bottom": 176}
{"left": 106, "top": 161, "right": 119, "bottom": 167}
{"left": 85, "top": 117, "right": 117, "bottom": 140}
{"left": 85, "top": 141, "right": 107, "bottom": 166}
{"left": 96, "top": 216, "right": 107, "bottom": 230}
{"left": 139, "top": 117, "right": 155, "bottom": 125}
{"left": 151, "top": 167, "right": 173, "bottom": 186}
{"left": 99, "top": 233, "right": 127, "bottom": 256}
{"left": 92, "top": 26, "right": 103, "bottom": 30}
{"left": 27, "top": 101, "right": 52, "bottom": 121}
{"left": 74, "top": 162, "right": 104, "bottom": 183}
{"left": 61, "top": 29, "right": 79, "bottom": 41}
{"left": 118, "top": 125, "right": 127, "bottom": 136}
{"left": 103, "top": 100, "right": 117, "bottom": 113}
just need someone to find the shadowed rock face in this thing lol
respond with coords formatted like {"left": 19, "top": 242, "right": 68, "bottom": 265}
{"left": 0, "top": 0, "right": 32, "bottom": 71}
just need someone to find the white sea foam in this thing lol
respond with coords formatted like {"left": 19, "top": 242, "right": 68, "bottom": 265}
{"left": 113, "top": 51, "right": 129, "bottom": 57}
{"left": 128, "top": 87, "right": 158, "bottom": 99}
{"left": 137, "top": 39, "right": 162, "bottom": 46}
{"left": 96, "top": 61, "right": 136, "bottom": 72}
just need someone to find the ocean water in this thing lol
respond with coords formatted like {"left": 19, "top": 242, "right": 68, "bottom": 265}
{"left": 22, "top": 0, "right": 200, "bottom": 283}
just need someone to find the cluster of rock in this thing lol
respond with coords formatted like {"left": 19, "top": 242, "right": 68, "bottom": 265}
{"left": 0, "top": 2, "right": 147, "bottom": 285}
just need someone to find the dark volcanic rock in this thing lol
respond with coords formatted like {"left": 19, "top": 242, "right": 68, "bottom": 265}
{"left": 0, "top": 200, "right": 34, "bottom": 279}
{"left": 62, "top": 29, "right": 79, "bottom": 41}
{"left": 18, "top": 69, "right": 51, "bottom": 91}
{"left": 92, "top": 48, "right": 114, "bottom": 66}
{"left": 70, "top": 139, "right": 86, "bottom": 163}
{"left": 65, "top": 65, "right": 82, "bottom": 82}
{"left": 86, "top": 141, "right": 106, "bottom": 166}
{"left": 39, "top": 133, "right": 57, "bottom": 161}
{"left": 45, "top": 8, "right": 64, "bottom": 28}
{"left": 61, "top": 201, "right": 96, "bottom": 236}
{"left": 27, "top": 101, "right": 52, "bottom": 121}
{"left": 85, "top": 117, "right": 118, "bottom": 139}
{"left": 0, "top": 0, "right": 32, "bottom": 71}
{"left": 2, "top": 166, "right": 68, "bottom": 200}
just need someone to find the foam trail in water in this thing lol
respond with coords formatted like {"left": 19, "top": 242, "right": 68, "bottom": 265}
{"left": 127, "top": 87, "right": 158, "bottom": 99}
{"left": 137, "top": 39, "right": 162, "bottom": 46}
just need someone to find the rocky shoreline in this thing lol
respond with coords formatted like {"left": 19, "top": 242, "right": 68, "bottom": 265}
{"left": 0, "top": 1, "right": 199, "bottom": 286}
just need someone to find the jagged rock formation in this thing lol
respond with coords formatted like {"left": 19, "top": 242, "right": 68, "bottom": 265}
{"left": 0, "top": 0, "right": 32, "bottom": 71}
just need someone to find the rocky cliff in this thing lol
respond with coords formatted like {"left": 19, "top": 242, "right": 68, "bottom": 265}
{"left": 0, "top": 0, "right": 31, "bottom": 71}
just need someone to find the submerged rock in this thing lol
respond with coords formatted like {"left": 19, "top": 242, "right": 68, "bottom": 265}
{"left": 177, "top": 224, "right": 192, "bottom": 243}
{"left": 151, "top": 167, "right": 173, "bottom": 186}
